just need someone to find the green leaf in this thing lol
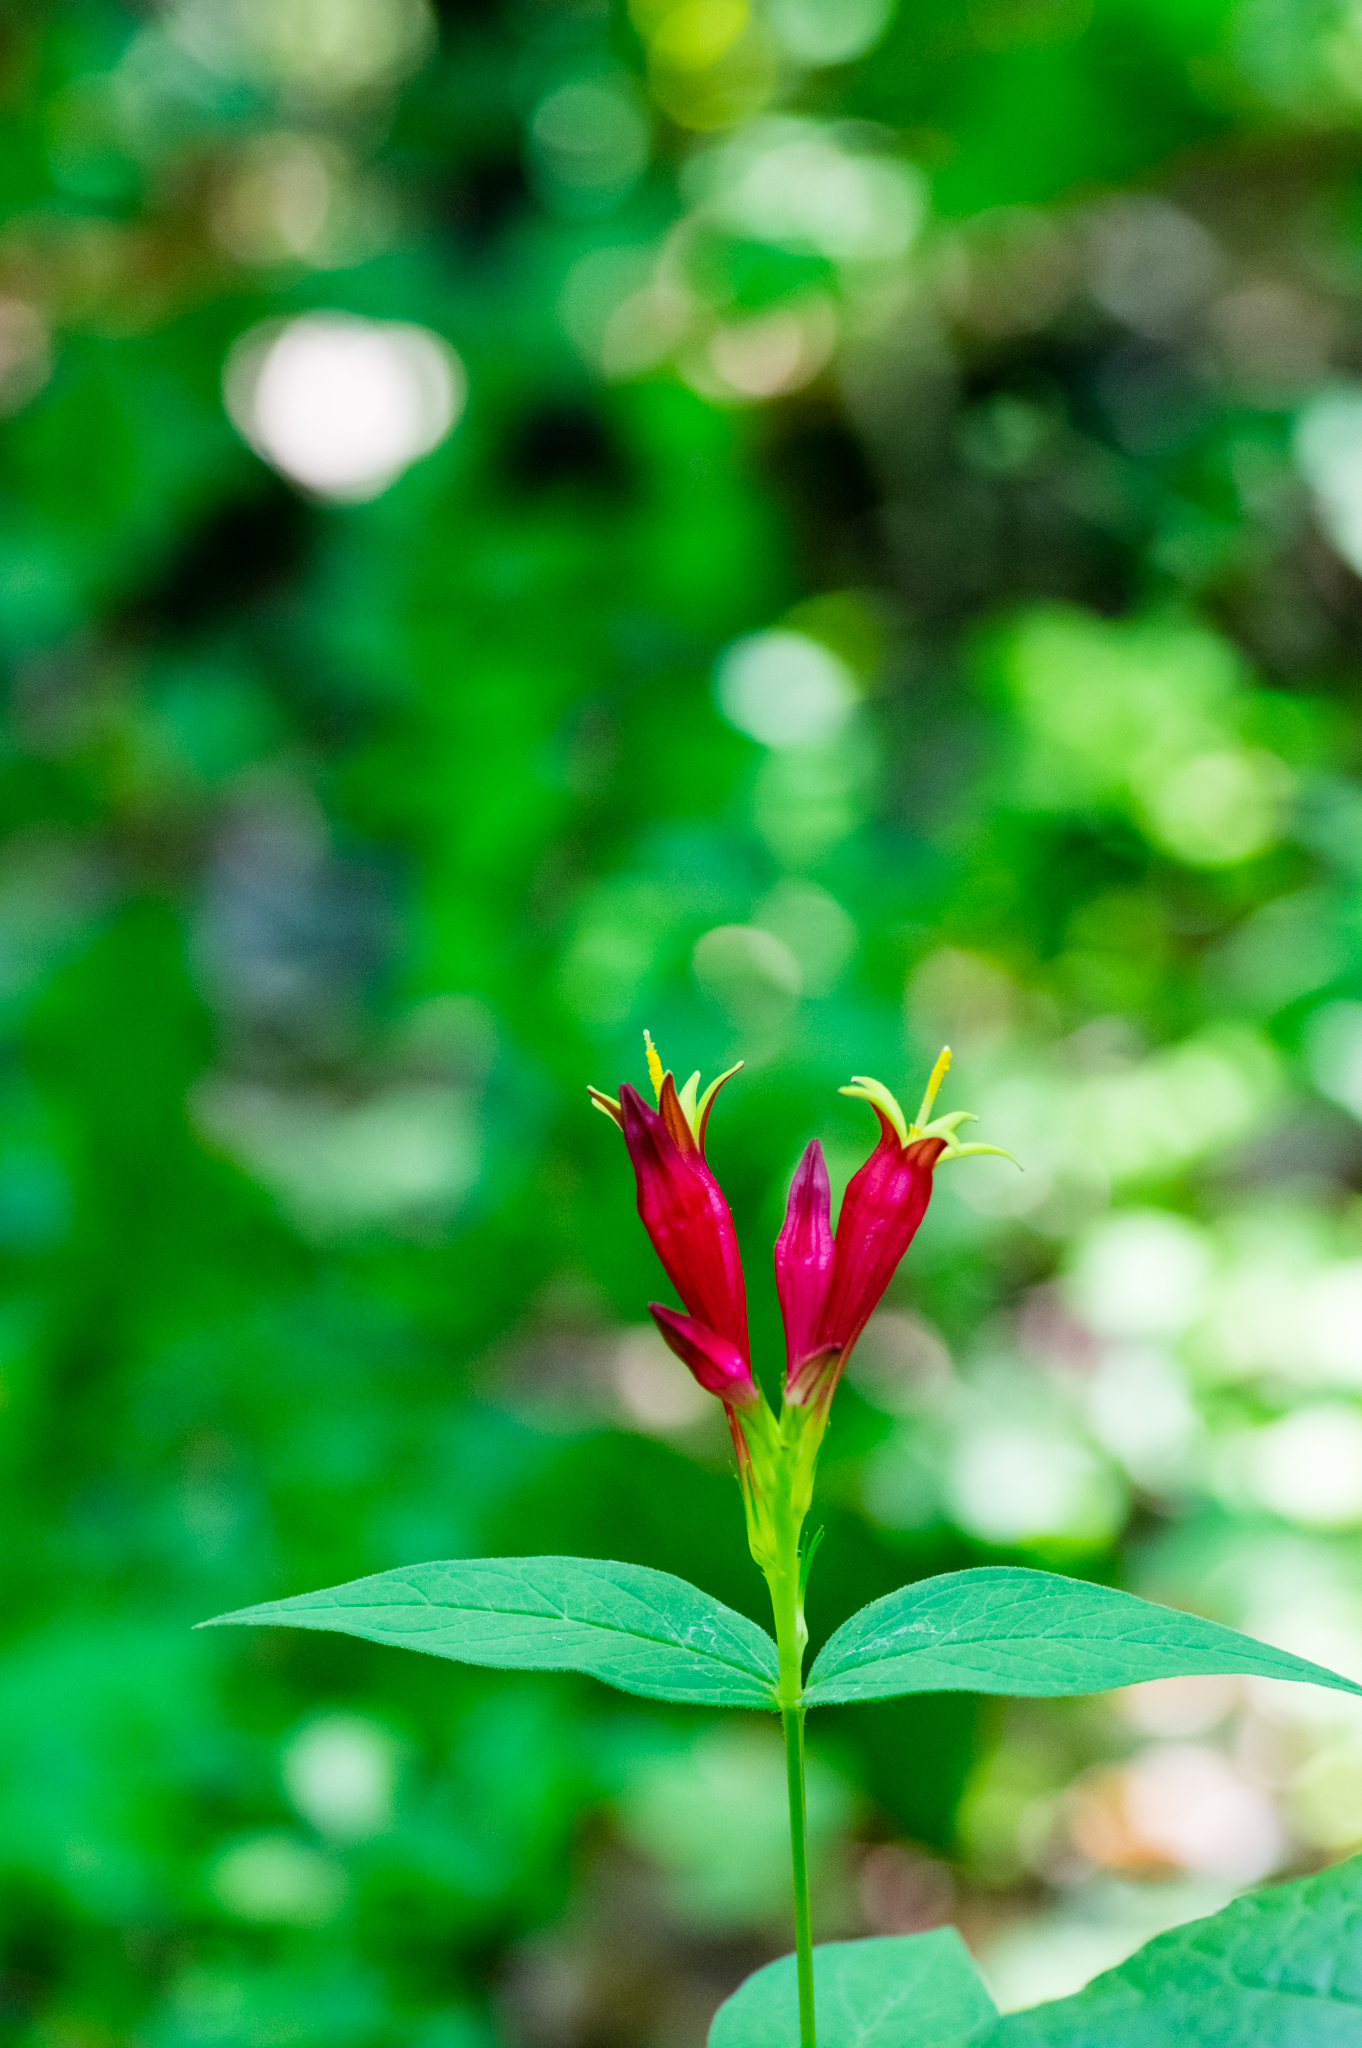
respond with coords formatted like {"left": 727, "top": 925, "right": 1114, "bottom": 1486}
{"left": 993, "top": 1855, "right": 1362, "bottom": 2045}
{"left": 803, "top": 1567, "right": 1362, "bottom": 1707}
{"left": 201, "top": 1557, "right": 780, "bottom": 1709}
{"left": 709, "top": 1932, "right": 999, "bottom": 2048}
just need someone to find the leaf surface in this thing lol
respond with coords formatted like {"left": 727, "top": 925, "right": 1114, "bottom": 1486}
{"left": 202, "top": 1557, "right": 779, "bottom": 1709}
{"left": 803, "top": 1566, "right": 1362, "bottom": 1706}
{"left": 709, "top": 1932, "right": 999, "bottom": 2048}
{"left": 992, "top": 1856, "right": 1362, "bottom": 2045}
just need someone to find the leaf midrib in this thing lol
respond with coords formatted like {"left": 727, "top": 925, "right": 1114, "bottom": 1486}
{"left": 812, "top": 1612, "right": 1235, "bottom": 1682}
{"left": 299, "top": 1572, "right": 780, "bottom": 1690}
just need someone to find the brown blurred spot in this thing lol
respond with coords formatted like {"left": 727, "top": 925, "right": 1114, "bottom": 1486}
{"left": 857, "top": 1843, "right": 955, "bottom": 1934}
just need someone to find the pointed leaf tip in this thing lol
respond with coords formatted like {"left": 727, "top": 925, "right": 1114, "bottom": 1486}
{"left": 198, "top": 1557, "right": 781, "bottom": 1710}
{"left": 804, "top": 1566, "right": 1362, "bottom": 1707}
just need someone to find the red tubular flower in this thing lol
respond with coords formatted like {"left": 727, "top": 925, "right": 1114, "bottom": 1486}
{"left": 775, "top": 1053, "right": 1009, "bottom": 1404}
{"left": 617, "top": 1081, "right": 748, "bottom": 1355}
{"left": 773, "top": 1139, "right": 836, "bottom": 1392}
{"left": 595, "top": 1039, "right": 1012, "bottom": 1607}
{"left": 594, "top": 1039, "right": 1010, "bottom": 1422}
{"left": 590, "top": 1036, "right": 754, "bottom": 1410}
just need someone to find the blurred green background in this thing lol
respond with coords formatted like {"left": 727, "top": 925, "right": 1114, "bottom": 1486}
{"left": 9, "top": 0, "right": 1362, "bottom": 2040}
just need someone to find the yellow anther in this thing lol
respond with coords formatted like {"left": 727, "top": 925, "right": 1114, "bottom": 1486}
{"left": 913, "top": 1046, "right": 952, "bottom": 1133}
{"left": 643, "top": 1029, "right": 665, "bottom": 1104}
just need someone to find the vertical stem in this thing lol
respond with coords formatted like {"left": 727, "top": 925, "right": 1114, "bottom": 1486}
{"left": 745, "top": 1397, "right": 826, "bottom": 2048}
{"left": 769, "top": 1537, "right": 816, "bottom": 2048}
{"left": 782, "top": 1701, "right": 816, "bottom": 2048}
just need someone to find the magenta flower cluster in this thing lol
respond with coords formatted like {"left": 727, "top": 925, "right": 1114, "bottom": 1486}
{"left": 591, "top": 1041, "right": 962, "bottom": 1432}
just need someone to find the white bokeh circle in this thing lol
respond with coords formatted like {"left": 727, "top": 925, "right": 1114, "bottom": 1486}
{"left": 223, "top": 312, "right": 466, "bottom": 501}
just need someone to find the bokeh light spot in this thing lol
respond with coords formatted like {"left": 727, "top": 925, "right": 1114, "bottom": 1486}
{"left": 223, "top": 313, "right": 466, "bottom": 501}
{"left": 1068, "top": 1210, "right": 1212, "bottom": 1339}
{"left": 1245, "top": 1405, "right": 1362, "bottom": 1528}
{"left": 948, "top": 1424, "right": 1125, "bottom": 1545}
{"left": 1297, "top": 385, "right": 1362, "bottom": 575}
{"left": 529, "top": 79, "right": 650, "bottom": 211}
{"left": 693, "top": 922, "right": 802, "bottom": 1033}
{"left": 1135, "top": 747, "right": 1293, "bottom": 867}
{"left": 210, "top": 1834, "right": 346, "bottom": 1924}
{"left": 766, "top": 0, "right": 896, "bottom": 64}
{"left": 283, "top": 1714, "right": 399, "bottom": 1842}
{"left": 651, "top": 0, "right": 749, "bottom": 68}
{"left": 715, "top": 630, "right": 858, "bottom": 747}
{"left": 168, "top": 0, "right": 436, "bottom": 100}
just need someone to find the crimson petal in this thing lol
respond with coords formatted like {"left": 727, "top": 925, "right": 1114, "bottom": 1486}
{"left": 819, "top": 1129, "right": 945, "bottom": 1366}
{"left": 649, "top": 1304, "right": 759, "bottom": 1408}
{"left": 619, "top": 1083, "right": 749, "bottom": 1360}
{"left": 775, "top": 1139, "right": 835, "bottom": 1394}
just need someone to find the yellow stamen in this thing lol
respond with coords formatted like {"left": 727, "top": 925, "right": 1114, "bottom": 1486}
{"left": 643, "top": 1028, "right": 665, "bottom": 1105}
{"left": 913, "top": 1046, "right": 952, "bottom": 1133}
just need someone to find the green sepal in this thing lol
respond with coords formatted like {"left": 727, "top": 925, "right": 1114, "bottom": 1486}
{"left": 799, "top": 1526, "right": 825, "bottom": 1602}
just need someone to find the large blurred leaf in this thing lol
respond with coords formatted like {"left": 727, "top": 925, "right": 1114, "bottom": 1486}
{"left": 711, "top": 1863, "right": 1362, "bottom": 2048}
{"left": 802, "top": 1568, "right": 1362, "bottom": 1705}
{"left": 202, "top": 1556, "right": 780, "bottom": 1708}
{"left": 708, "top": 1932, "right": 999, "bottom": 2048}
{"left": 994, "top": 1856, "right": 1362, "bottom": 2046}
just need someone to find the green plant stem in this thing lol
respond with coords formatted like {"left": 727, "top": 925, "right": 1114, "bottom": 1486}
{"left": 781, "top": 1701, "right": 816, "bottom": 2048}
{"left": 768, "top": 1542, "right": 816, "bottom": 2048}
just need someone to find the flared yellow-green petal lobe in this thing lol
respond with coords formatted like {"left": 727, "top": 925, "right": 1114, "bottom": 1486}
{"left": 587, "top": 1086, "right": 623, "bottom": 1128}
{"left": 838, "top": 1075, "right": 909, "bottom": 1145}
{"left": 695, "top": 1062, "right": 743, "bottom": 1150}
{"left": 940, "top": 1140, "right": 1022, "bottom": 1167}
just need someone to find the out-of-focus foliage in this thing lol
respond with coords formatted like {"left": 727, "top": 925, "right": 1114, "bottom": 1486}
{"left": 8, "top": 0, "right": 1362, "bottom": 2039}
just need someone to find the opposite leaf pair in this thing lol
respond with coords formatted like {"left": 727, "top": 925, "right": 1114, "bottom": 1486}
{"left": 205, "top": 1555, "right": 1362, "bottom": 2048}
{"left": 202, "top": 1555, "right": 1362, "bottom": 1713}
